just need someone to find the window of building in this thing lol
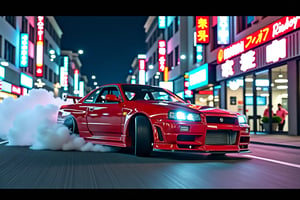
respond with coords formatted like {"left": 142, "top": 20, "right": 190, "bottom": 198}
{"left": 226, "top": 76, "right": 244, "bottom": 114}
{"left": 175, "top": 45, "right": 179, "bottom": 66}
{"left": 167, "top": 51, "right": 173, "bottom": 70}
{"left": 0, "top": 35, "right": 2, "bottom": 58}
{"left": 49, "top": 68, "right": 53, "bottom": 82}
{"left": 211, "top": 25, "right": 220, "bottom": 51}
{"left": 237, "top": 16, "right": 255, "bottom": 33}
{"left": 5, "top": 16, "right": 16, "bottom": 29}
{"left": 167, "top": 22, "right": 174, "bottom": 40}
{"left": 4, "top": 40, "right": 15, "bottom": 65}
{"left": 44, "top": 65, "right": 48, "bottom": 79}
{"left": 29, "top": 24, "right": 35, "bottom": 43}
{"left": 272, "top": 65, "right": 288, "bottom": 132}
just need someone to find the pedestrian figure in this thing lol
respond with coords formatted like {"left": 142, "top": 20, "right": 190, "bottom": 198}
{"left": 263, "top": 104, "right": 274, "bottom": 117}
{"left": 276, "top": 103, "right": 288, "bottom": 132}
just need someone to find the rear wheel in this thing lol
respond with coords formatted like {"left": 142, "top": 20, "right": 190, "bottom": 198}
{"left": 134, "top": 115, "right": 153, "bottom": 157}
{"left": 63, "top": 116, "right": 79, "bottom": 136}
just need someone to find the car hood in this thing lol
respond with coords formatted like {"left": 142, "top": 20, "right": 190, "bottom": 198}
{"left": 147, "top": 101, "right": 238, "bottom": 116}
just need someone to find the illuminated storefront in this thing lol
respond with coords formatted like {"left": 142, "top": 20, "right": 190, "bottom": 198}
{"left": 215, "top": 16, "right": 300, "bottom": 135}
{"left": 186, "top": 63, "right": 216, "bottom": 105}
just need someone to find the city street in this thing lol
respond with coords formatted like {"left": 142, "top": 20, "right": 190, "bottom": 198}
{"left": 0, "top": 142, "right": 300, "bottom": 189}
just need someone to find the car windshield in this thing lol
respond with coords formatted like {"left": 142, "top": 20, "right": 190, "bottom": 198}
{"left": 121, "top": 85, "right": 186, "bottom": 103}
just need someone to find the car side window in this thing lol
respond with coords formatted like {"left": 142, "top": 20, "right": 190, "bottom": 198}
{"left": 83, "top": 89, "right": 101, "bottom": 103}
{"left": 96, "top": 86, "right": 121, "bottom": 103}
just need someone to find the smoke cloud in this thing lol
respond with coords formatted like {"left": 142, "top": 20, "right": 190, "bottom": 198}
{"left": 0, "top": 89, "right": 113, "bottom": 152}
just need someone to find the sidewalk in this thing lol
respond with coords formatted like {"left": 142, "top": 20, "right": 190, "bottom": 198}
{"left": 250, "top": 133, "right": 300, "bottom": 149}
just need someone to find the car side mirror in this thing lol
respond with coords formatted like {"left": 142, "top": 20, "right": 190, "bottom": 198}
{"left": 105, "top": 94, "right": 121, "bottom": 102}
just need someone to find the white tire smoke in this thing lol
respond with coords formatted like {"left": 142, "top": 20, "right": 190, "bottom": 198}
{"left": 0, "top": 89, "right": 113, "bottom": 152}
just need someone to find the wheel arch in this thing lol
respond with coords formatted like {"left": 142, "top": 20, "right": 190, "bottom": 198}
{"left": 125, "top": 112, "right": 154, "bottom": 147}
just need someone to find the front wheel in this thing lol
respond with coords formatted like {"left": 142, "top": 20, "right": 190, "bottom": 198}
{"left": 134, "top": 115, "right": 153, "bottom": 157}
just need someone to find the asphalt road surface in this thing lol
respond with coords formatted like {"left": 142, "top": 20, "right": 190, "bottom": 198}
{"left": 0, "top": 142, "right": 300, "bottom": 189}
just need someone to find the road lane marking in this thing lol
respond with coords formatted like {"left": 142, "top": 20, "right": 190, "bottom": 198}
{"left": 244, "top": 155, "right": 300, "bottom": 169}
{"left": 0, "top": 140, "right": 8, "bottom": 145}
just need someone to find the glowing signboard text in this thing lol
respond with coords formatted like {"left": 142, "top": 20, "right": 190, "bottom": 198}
{"left": 217, "top": 16, "right": 300, "bottom": 64}
{"left": 158, "top": 40, "right": 166, "bottom": 72}
{"left": 196, "top": 16, "right": 209, "bottom": 44}
{"left": 36, "top": 16, "right": 44, "bottom": 77}
{"left": 20, "top": 33, "right": 29, "bottom": 67}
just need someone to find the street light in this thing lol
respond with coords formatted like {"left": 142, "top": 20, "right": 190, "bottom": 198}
{"left": 91, "top": 75, "right": 96, "bottom": 80}
{"left": 78, "top": 49, "right": 84, "bottom": 55}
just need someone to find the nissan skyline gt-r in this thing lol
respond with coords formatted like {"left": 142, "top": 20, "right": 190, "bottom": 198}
{"left": 57, "top": 83, "right": 250, "bottom": 156}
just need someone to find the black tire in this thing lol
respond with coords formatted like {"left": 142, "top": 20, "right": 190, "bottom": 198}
{"left": 134, "top": 115, "right": 153, "bottom": 157}
{"left": 63, "top": 116, "right": 79, "bottom": 136}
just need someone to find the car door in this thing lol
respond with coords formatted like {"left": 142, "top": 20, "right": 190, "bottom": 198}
{"left": 86, "top": 86, "right": 123, "bottom": 135}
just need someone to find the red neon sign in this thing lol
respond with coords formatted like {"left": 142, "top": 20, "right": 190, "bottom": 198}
{"left": 196, "top": 16, "right": 209, "bottom": 44}
{"left": 11, "top": 85, "right": 21, "bottom": 95}
{"left": 138, "top": 59, "right": 146, "bottom": 71}
{"left": 217, "top": 16, "right": 300, "bottom": 64}
{"left": 158, "top": 40, "right": 166, "bottom": 72}
{"left": 36, "top": 16, "right": 44, "bottom": 77}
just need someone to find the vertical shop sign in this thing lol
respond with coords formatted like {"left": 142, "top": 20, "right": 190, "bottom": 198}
{"left": 217, "top": 16, "right": 230, "bottom": 45}
{"left": 196, "top": 16, "right": 209, "bottom": 44}
{"left": 74, "top": 69, "right": 79, "bottom": 94}
{"left": 20, "top": 33, "right": 29, "bottom": 67}
{"left": 138, "top": 59, "right": 146, "bottom": 85}
{"left": 158, "top": 40, "right": 166, "bottom": 72}
{"left": 158, "top": 16, "right": 166, "bottom": 29}
{"left": 36, "top": 16, "right": 44, "bottom": 77}
{"left": 60, "top": 56, "right": 69, "bottom": 91}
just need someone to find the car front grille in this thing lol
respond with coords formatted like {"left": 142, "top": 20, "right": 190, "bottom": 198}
{"left": 205, "top": 130, "right": 238, "bottom": 145}
{"left": 206, "top": 116, "right": 237, "bottom": 124}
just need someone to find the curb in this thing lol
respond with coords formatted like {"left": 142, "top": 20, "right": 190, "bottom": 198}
{"left": 250, "top": 141, "right": 300, "bottom": 149}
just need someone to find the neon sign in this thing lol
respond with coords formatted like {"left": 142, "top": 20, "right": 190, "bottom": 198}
{"left": 221, "top": 60, "right": 235, "bottom": 78}
{"left": 240, "top": 50, "right": 256, "bottom": 72}
{"left": 217, "top": 16, "right": 300, "bottom": 64}
{"left": 266, "top": 38, "right": 287, "bottom": 63}
{"left": 36, "top": 16, "right": 44, "bottom": 77}
{"left": 74, "top": 69, "right": 79, "bottom": 94}
{"left": 11, "top": 85, "right": 21, "bottom": 95}
{"left": 20, "top": 72, "right": 33, "bottom": 89}
{"left": 158, "top": 16, "right": 166, "bottom": 29}
{"left": 138, "top": 59, "right": 146, "bottom": 85}
{"left": 0, "top": 65, "right": 5, "bottom": 79}
{"left": 196, "top": 16, "right": 209, "bottom": 44}
{"left": 217, "top": 16, "right": 230, "bottom": 45}
{"left": 188, "top": 63, "right": 209, "bottom": 90}
{"left": 20, "top": 33, "right": 29, "bottom": 67}
{"left": 158, "top": 40, "right": 166, "bottom": 72}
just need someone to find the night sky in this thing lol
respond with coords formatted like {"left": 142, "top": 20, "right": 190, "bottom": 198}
{"left": 55, "top": 16, "right": 148, "bottom": 86}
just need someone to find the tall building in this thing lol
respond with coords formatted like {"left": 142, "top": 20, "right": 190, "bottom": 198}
{"left": 139, "top": 16, "right": 300, "bottom": 136}
{"left": 0, "top": 16, "right": 63, "bottom": 101}
{"left": 60, "top": 50, "right": 91, "bottom": 98}
{"left": 0, "top": 16, "right": 90, "bottom": 101}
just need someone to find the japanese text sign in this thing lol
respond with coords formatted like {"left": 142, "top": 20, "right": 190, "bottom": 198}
{"left": 36, "top": 16, "right": 44, "bottom": 77}
{"left": 158, "top": 40, "right": 166, "bottom": 72}
{"left": 217, "top": 16, "right": 300, "bottom": 64}
{"left": 196, "top": 16, "right": 209, "bottom": 44}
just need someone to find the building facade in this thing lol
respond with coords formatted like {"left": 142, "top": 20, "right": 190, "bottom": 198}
{"left": 0, "top": 16, "right": 89, "bottom": 101}
{"left": 133, "top": 16, "right": 300, "bottom": 136}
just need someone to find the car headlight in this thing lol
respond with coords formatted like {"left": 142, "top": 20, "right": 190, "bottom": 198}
{"left": 237, "top": 115, "right": 247, "bottom": 124}
{"left": 168, "top": 110, "right": 201, "bottom": 122}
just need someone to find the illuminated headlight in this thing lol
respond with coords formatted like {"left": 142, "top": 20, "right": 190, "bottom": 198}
{"left": 237, "top": 115, "right": 247, "bottom": 124}
{"left": 168, "top": 111, "right": 201, "bottom": 122}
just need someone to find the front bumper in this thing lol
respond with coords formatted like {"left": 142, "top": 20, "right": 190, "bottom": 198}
{"left": 151, "top": 119, "right": 250, "bottom": 153}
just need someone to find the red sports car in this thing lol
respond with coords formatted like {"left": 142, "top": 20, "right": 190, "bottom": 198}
{"left": 57, "top": 83, "right": 250, "bottom": 156}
